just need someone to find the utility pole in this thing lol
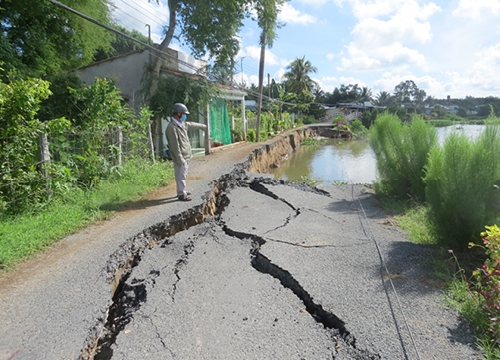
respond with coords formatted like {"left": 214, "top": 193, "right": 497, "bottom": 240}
{"left": 268, "top": 73, "right": 270, "bottom": 98}
{"left": 145, "top": 24, "right": 152, "bottom": 64}
{"left": 240, "top": 56, "right": 248, "bottom": 87}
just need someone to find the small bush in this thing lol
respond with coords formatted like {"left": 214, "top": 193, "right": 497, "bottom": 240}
{"left": 470, "top": 225, "right": 500, "bottom": 346}
{"left": 349, "top": 119, "right": 369, "bottom": 138}
{"left": 247, "top": 129, "right": 256, "bottom": 142}
{"left": 425, "top": 122, "right": 500, "bottom": 246}
{"left": 370, "top": 113, "right": 437, "bottom": 201}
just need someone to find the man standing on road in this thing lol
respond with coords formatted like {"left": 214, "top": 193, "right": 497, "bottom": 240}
{"left": 165, "top": 103, "right": 207, "bottom": 201}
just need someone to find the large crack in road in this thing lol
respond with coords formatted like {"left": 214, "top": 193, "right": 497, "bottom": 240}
{"left": 79, "top": 167, "right": 381, "bottom": 359}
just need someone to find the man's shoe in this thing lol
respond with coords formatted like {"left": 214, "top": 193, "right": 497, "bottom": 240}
{"left": 178, "top": 195, "right": 192, "bottom": 201}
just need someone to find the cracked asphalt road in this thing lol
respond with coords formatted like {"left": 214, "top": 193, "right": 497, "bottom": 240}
{"left": 0, "top": 132, "right": 482, "bottom": 359}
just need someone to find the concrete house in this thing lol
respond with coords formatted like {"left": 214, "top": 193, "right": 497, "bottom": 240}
{"left": 77, "top": 48, "right": 247, "bottom": 158}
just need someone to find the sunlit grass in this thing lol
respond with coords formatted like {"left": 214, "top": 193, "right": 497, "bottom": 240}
{"left": 0, "top": 160, "right": 174, "bottom": 270}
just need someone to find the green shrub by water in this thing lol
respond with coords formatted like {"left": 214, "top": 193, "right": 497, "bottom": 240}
{"left": 370, "top": 113, "right": 437, "bottom": 201}
{"left": 424, "top": 122, "right": 500, "bottom": 247}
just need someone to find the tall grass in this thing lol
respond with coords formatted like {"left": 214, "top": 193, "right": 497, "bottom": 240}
{"left": 370, "top": 113, "right": 437, "bottom": 201}
{"left": 424, "top": 122, "right": 500, "bottom": 247}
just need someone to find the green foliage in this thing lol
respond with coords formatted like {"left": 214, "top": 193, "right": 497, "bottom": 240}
{"left": 307, "top": 102, "right": 326, "bottom": 119}
{"left": 0, "top": 74, "right": 52, "bottom": 212}
{"left": 0, "top": 0, "right": 113, "bottom": 78}
{"left": 149, "top": 74, "right": 216, "bottom": 119}
{"left": 247, "top": 129, "right": 257, "bottom": 142}
{"left": 332, "top": 114, "right": 344, "bottom": 125}
{"left": 470, "top": 225, "right": 500, "bottom": 343}
{"left": 93, "top": 26, "right": 150, "bottom": 62}
{"left": 38, "top": 72, "right": 84, "bottom": 122}
{"left": 290, "top": 175, "right": 320, "bottom": 187}
{"left": 424, "top": 123, "right": 500, "bottom": 247}
{"left": 0, "top": 74, "right": 156, "bottom": 215}
{"left": 370, "top": 113, "right": 437, "bottom": 201}
{"left": 349, "top": 119, "right": 369, "bottom": 138}
{"left": 299, "top": 115, "right": 317, "bottom": 125}
{"left": 0, "top": 159, "right": 173, "bottom": 269}
{"left": 360, "top": 109, "right": 379, "bottom": 129}
{"left": 394, "top": 204, "right": 437, "bottom": 245}
{"left": 427, "top": 119, "right": 454, "bottom": 127}
{"left": 301, "top": 137, "right": 325, "bottom": 146}
{"left": 283, "top": 56, "right": 317, "bottom": 95}
{"left": 175, "top": 0, "right": 250, "bottom": 70}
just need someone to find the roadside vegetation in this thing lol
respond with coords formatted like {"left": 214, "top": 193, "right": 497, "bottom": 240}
{"left": 0, "top": 73, "right": 174, "bottom": 270}
{"left": 370, "top": 112, "right": 500, "bottom": 358}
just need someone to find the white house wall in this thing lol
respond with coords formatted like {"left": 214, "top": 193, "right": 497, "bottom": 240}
{"left": 77, "top": 51, "right": 150, "bottom": 112}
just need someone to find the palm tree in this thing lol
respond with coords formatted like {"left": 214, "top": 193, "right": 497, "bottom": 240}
{"left": 358, "top": 87, "right": 373, "bottom": 103}
{"left": 374, "top": 91, "right": 393, "bottom": 107}
{"left": 254, "top": 0, "right": 286, "bottom": 142}
{"left": 283, "top": 56, "right": 317, "bottom": 95}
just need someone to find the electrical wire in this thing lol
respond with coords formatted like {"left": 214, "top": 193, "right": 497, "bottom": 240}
{"left": 47, "top": 0, "right": 202, "bottom": 74}
{"left": 118, "top": 0, "right": 167, "bottom": 28}
{"left": 47, "top": 0, "right": 328, "bottom": 112}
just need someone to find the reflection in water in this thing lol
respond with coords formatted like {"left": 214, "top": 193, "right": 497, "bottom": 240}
{"left": 270, "top": 125, "right": 487, "bottom": 185}
{"left": 270, "top": 138, "right": 377, "bottom": 184}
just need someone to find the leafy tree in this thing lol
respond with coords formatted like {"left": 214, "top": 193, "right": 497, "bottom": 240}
{"left": 374, "top": 91, "right": 393, "bottom": 107}
{"left": 358, "top": 86, "right": 373, "bottom": 103}
{"left": 149, "top": 0, "right": 251, "bottom": 87}
{"left": 38, "top": 72, "right": 84, "bottom": 123}
{"left": 283, "top": 56, "right": 317, "bottom": 95}
{"left": 393, "top": 80, "right": 426, "bottom": 112}
{"left": 93, "top": 26, "right": 150, "bottom": 62}
{"left": 0, "top": 73, "right": 52, "bottom": 212}
{"left": 0, "top": 0, "right": 114, "bottom": 79}
{"left": 321, "top": 84, "right": 367, "bottom": 104}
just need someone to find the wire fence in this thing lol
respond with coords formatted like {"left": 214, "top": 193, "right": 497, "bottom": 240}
{"left": 0, "top": 124, "right": 155, "bottom": 214}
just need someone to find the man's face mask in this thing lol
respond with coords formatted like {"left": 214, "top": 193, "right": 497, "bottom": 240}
{"left": 180, "top": 114, "right": 187, "bottom": 122}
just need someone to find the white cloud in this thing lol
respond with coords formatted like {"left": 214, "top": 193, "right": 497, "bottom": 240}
{"left": 453, "top": 0, "right": 500, "bottom": 19}
{"left": 242, "top": 46, "right": 280, "bottom": 66}
{"left": 443, "top": 43, "right": 500, "bottom": 96}
{"left": 315, "top": 75, "right": 367, "bottom": 92}
{"left": 339, "top": 42, "right": 425, "bottom": 71}
{"left": 296, "top": 0, "right": 329, "bottom": 5}
{"left": 278, "top": 3, "right": 316, "bottom": 24}
{"left": 336, "top": 0, "right": 440, "bottom": 72}
{"left": 339, "top": 0, "right": 441, "bottom": 20}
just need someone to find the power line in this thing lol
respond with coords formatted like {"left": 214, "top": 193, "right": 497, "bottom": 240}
{"left": 47, "top": 0, "right": 202, "bottom": 74}
{"left": 120, "top": 0, "right": 167, "bottom": 28}
{"left": 111, "top": 4, "right": 164, "bottom": 30}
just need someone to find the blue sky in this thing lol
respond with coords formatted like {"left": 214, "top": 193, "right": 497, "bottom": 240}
{"left": 110, "top": 0, "right": 500, "bottom": 99}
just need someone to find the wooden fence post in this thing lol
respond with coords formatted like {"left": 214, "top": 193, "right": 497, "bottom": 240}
{"left": 117, "top": 126, "right": 123, "bottom": 166}
{"left": 148, "top": 124, "right": 155, "bottom": 163}
{"left": 39, "top": 132, "right": 52, "bottom": 199}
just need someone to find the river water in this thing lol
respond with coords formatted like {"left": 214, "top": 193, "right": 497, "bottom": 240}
{"left": 270, "top": 124, "right": 486, "bottom": 185}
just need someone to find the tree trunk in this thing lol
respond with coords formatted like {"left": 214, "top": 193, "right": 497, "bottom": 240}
{"left": 256, "top": 32, "right": 266, "bottom": 143}
{"left": 149, "top": 0, "right": 177, "bottom": 157}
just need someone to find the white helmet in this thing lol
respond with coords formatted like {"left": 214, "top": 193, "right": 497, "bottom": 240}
{"left": 172, "top": 103, "right": 190, "bottom": 114}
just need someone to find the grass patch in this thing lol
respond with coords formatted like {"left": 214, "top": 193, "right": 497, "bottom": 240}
{"left": 394, "top": 204, "right": 437, "bottom": 245}
{"left": 0, "top": 159, "right": 174, "bottom": 270}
